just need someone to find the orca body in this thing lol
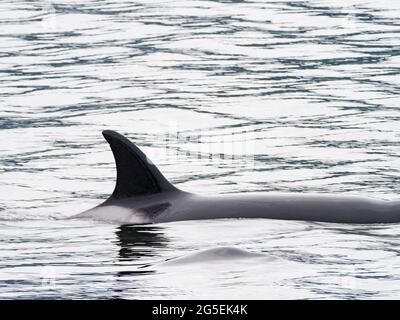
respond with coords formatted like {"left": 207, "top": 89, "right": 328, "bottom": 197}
{"left": 73, "top": 130, "right": 400, "bottom": 224}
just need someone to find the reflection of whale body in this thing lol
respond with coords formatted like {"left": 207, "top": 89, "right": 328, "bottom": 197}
{"left": 116, "top": 225, "right": 167, "bottom": 261}
{"left": 73, "top": 130, "right": 400, "bottom": 224}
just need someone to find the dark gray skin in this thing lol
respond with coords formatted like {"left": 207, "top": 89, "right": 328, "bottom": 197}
{"left": 73, "top": 130, "right": 400, "bottom": 224}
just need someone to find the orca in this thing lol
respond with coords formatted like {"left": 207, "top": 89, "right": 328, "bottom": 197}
{"left": 157, "top": 247, "right": 271, "bottom": 267}
{"left": 72, "top": 130, "right": 400, "bottom": 224}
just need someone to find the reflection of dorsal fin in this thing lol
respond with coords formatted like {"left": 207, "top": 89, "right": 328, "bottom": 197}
{"left": 102, "top": 130, "right": 177, "bottom": 199}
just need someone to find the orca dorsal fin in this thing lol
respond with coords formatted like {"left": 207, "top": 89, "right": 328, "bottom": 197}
{"left": 102, "top": 130, "right": 177, "bottom": 199}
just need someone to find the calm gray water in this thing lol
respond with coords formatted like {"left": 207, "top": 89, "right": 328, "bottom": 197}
{"left": 1, "top": 0, "right": 400, "bottom": 299}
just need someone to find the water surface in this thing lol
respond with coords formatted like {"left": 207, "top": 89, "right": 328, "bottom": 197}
{"left": 1, "top": 0, "right": 400, "bottom": 299}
